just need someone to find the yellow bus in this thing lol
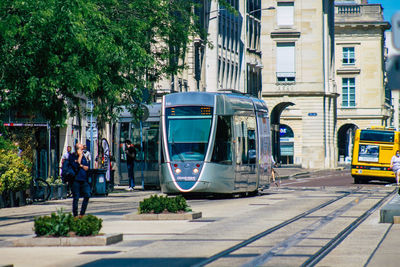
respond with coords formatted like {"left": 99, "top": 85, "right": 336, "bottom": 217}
{"left": 351, "top": 127, "right": 399, "bottom": 184}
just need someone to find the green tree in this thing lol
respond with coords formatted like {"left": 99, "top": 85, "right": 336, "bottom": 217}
{"left": 0, "top": 0, "right": 204, "bottom": 128}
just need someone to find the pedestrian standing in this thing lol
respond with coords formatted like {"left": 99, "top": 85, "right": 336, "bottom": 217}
{"left": 69, "top": 143, "right": 91, "bottom": 217}
{"left": 61, "top": 146, "right": 72, "bottom": 196}
{"left": 271, "top": 155, "right": 279, "bottom": 187}
{"left": 61, "top": 146, "right": 71, "bottom": 174}
{"left": 125, "top": 140, "right": 136, "bottom": 191}
{"left": 83, "top": 144, "right": 91, "bottom": 165}
{"left": 390, "top": 150, "right": 400, "bottom": 185}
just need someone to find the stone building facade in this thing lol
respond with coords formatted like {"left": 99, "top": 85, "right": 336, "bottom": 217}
{"left": 334, "top": 0, "right": 391, "bottom": 163}
{"left": 155, "top": 0, "right": 263, "bottom": 97}
{"left": 386, "top": 31, "right": 400, "bottom": 130}
{"left": 261, "top": 0, "right": 337, "bottom": 168}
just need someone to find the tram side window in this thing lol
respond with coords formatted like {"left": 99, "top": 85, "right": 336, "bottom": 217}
{"left": 211, "top": 116, "right": 232, "bottom": 164}
{"left": 247, "top": 116, "right": 256, "bottom": 164}
{"left": 233, "top": 116, "right": 248, "bottom": 165}
{"left": 120, "top": 122, "right": 130, "bottom": 161}
{"left": 144, "top": 122, "right": 159, "bottom": 162}
{"left": 234, "top": 116, "right": 256, "bottom": 165}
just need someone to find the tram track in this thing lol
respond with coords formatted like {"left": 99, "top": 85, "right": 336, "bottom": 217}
{"left": 192, "top": 187, "right": 396, "bottom": 267}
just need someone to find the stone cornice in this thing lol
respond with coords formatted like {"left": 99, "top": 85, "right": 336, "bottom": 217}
{"left": 270, "top": 31, "right": 301, "bottom": 39}
{"left": 336, "top": 68, "right": 361, "bottom": 75}
{"left": 335, "top": 21, "right": 391, "bottom": 30}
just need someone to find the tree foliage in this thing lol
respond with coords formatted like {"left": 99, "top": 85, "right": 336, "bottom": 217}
{"left": 0, "top": 0, "right": 202, "bottom": 127}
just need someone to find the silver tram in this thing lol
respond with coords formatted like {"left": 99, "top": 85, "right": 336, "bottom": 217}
{"left": 159, "top": 92, "right": 273, "bottom": 195}
{"left": 117, "top": 103, "right": 161, "bottom": 188}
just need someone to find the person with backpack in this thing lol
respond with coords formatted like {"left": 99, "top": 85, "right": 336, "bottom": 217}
{"left": 69, "top": 143, "right": 90, "bottom": 217}
{"left": 60, "top": 146, "right": 71, "bottom": 176}
{"left": 61, "top": 146, "right": 73, "bottom": 196}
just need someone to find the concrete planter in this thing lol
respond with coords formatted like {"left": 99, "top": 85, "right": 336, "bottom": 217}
{"left": 124, "top": 211, "right": 202, "bottom": 220}
{"left": 0, "top": 190, "right": 26, "bottom": 208}
{"left": 14, "top": 190, "right": 27, "bottom": 207}
{"left": 12, "top": 233, "right": 123, "bottom": 247}
{"left": 49, "top": 184, "right": 68, "bottom": 200}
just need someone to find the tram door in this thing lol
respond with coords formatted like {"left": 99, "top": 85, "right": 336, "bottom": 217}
{"left": 233, "top": 115, "right": 257, "bottom": 191}
{"left": 257, "top": 113, "right": 272, "bottom": 187}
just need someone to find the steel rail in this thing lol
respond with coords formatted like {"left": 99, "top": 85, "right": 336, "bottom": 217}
{"left": 301, "top": 188, "right": 396, "bottom": 267}
{"left": 191, "top": 189, "right": 358, "bottom": 267}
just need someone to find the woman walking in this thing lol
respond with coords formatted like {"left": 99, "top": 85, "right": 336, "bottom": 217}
{"left": 390, "top": 150, "right": 400, "bottom": 185}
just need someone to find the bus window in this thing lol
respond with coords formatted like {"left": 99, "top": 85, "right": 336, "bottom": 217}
{"left": 211, "top": 116, "right": 232, "bottom": 164}
{"left": 360, "top": 130, "right": 394, "bottom": 143}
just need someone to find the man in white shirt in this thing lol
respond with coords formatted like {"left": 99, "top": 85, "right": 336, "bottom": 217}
{"left": 61, "top": 146, "right": 71, "bottom": 176}
{"left": 83, "top": 145, "right": 91, "bottom": 165}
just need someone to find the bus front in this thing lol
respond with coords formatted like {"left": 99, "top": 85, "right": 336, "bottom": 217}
{"left": 351, "top": 129, "right": 398, "bottom": 183}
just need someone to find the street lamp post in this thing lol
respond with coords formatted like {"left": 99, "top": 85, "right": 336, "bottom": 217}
{"left": 87, "top": 100, "right": 94, "bottom": 169}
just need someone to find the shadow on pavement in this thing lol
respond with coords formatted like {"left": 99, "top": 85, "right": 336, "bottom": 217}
{"left": 80, "top": 257, "right": 207, "bottom": 267}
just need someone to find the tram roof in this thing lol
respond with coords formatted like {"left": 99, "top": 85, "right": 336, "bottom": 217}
{"left": 118, "top": 103, "right": 161, "bottom": 122}
{"left": 164, "top": 92, "right": 269, "bottom": 114}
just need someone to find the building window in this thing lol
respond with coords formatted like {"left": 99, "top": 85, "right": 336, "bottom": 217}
{"left": 342, "top": 78, "right": 356, "bottom": 107}
{"left": 343, "top": 47, "right": 355, "bottom": 65}
{"left": 276, "top": 42, "right": 295, "bottom": 82}
{"left": 178, "top": 79, "right": 183, "bottom": 92}
{"left": 277, "top": 2, "right": 294, "bottom": 27}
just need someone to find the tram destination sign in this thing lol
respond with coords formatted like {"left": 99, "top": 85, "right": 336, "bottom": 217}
{"left": 167, "top": 106, "right": 213, "bottom": 116}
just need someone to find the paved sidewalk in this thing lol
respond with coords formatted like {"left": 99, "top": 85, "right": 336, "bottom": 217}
{"left": 274, "top": 167, "right": 313, "bottom": 179}
{"left": 1, "top": 168, "right": 399, "bottom": 266}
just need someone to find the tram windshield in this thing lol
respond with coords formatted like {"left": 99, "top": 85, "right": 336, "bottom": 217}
{"left": 166, "top": 106, "right": 213, "bottom": 161}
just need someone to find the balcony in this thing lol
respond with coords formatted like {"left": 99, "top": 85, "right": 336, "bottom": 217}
{"left": 335, "top": 4, "right": 384, "bottom": 22}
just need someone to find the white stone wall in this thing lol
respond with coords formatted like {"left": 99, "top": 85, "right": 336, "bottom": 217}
{"left": 261, "top": 0, "right": 337, "bottom": 169}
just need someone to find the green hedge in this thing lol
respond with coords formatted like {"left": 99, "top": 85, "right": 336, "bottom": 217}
{"left": 138, "top": 195, "right": 191, "bottom": 214}
{"left": 34, "top": 209, "right": 102, "bottom": 237}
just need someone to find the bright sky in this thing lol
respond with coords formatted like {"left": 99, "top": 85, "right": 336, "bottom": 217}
{"left": 368, "top": 0, "right": 399, "bottom": 24}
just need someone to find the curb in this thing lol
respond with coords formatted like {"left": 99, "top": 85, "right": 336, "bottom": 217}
{"left": 11, "top": 233, "right": 123, "bottom": 247}
{"left": 380, "top": 194, "right": 400, "bottom": 223}
{"left": 124, "top": 211, "right": 202, "bottom": 220}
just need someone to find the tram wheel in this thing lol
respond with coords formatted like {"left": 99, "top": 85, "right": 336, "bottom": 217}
{"left": 353, "top": 176, "right": 361, "bottom": 184}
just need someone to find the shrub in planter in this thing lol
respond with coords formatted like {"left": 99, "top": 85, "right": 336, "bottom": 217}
{"left": 34, "top": 209, "right": 75, "bottom": 237}
{"left": 34, "top": 209, "right": 102, "bottom": 237}
{"left": 72, "top": 215, "right": 103, "bottom": 236}
{"left": 138, "top": 195, "right": 191, "bottom": 214}
{"left": 0, "top": 137, "right": 32, "bottom": 195}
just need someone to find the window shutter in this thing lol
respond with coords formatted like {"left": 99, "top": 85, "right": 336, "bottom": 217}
{"left": 277, "top": 2, "right": 294, "bottom": 26}
{"left": 277, "top": 43, "right": 295, "bottom": 76}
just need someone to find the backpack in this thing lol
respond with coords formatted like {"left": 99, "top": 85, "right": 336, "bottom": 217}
{"left": 61, "top": 159, "right": 77, "bottom": 183}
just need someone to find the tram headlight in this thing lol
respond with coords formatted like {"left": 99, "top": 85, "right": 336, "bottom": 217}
{"left": 193, "top": 168, "right": 199, "bottom": 174}
{"left": 175, "top": 168, "right": 182, "bottom": 174}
